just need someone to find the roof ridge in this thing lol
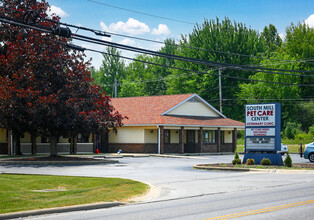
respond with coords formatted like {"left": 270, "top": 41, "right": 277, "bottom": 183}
{"left": 111, "top": 93, "right": 196, "bottom": 99}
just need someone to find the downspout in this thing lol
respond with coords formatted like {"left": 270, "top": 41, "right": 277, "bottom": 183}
{"left": 10, "top": 133, "right": 13, "bottom": 156}
{"left": 157, "top": 125, "right": 160, "bottom": 154}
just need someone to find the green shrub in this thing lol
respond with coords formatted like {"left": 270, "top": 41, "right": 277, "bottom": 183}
{"left": 284, "top": 122, "right": 302, "bottom": 139}
{"left": 234, "top": 151, "right": 239, "bottom": 160}
{"left": 246, "top": 158, "right": 255, "bottom": 165}
{"left": 284, "top": 153, "right": 293, "bottom": 167}
{"left": 261, "top": 158, "right": 271, "bottom": 166}
{"left": 309, "top": 125, "right": 314, "bottom": 136}
{"left": 232, "top": 158, "right": 241, "bottom": 165}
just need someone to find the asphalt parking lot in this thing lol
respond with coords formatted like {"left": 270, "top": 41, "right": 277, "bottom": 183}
{"left": 0, "top": 153, "right": 312, "bottom": 202}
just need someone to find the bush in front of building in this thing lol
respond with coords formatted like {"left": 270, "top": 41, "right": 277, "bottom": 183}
{"left": 284, "top": 153, "right": 293, "bottom": 167}
{"left": 261, "top": 158, "right": 271, "bottom": 166}
{"left": 232, "top": 151, "right": 241, "bottom": 165}
{"left": 246, "top": 158, "right": 255, "bottom": 165}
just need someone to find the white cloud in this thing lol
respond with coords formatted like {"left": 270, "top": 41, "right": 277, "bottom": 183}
{"left": 152, "top": 24, "right": 171, "bottom": 36}
{"left": 304, "top": 14, "right": 314, "bottom": 28}
{"left": 148, "top": 42, "right": 163, "bottom": 51}
{"left": 100, "top": 18, "right": 150, "bottom": 35}
{"left": 279, "top": 33, "right": 286, "bottom": 40}
{"left": 48, "top": 5, "right": 69, "bottom": 18}
{"left": 102, "top": 36, "right": 112, "bottom": 42}
{"left": 119, "top": 38, "right": 136, "bottom": 46}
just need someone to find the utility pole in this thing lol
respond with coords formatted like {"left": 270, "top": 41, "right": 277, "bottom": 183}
{"left": 219, "top": 68, "right": 222, "bottom": 114}
{"left": 114, "top": 78, "right": 117, "bottom": 98}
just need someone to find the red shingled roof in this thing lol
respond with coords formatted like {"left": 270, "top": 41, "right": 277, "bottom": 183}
{"left": 111, "top": 94, "right": 244, "bottom": 127}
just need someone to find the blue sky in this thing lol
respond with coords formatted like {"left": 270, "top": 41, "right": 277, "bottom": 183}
{"left": 48, "top": 0, "right": 314, "bottom": 69}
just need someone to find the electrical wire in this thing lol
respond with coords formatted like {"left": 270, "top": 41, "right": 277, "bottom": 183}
{"left": 72, "top": 33, "right": 314, "bottom": 76}
{"left": 85, "top": 47, "right": 314, "bottom": 87}
{"left": 86, "top": 0, "right": 195, "bottom": 25}
{"left": 1, "top": 11, "right": 313, "bottom": 84}
{"left": 0, "top": 7, "right": 314, "bottom": 67}
{"left": 2, "top": 5, "right": 314, "bottom": 65}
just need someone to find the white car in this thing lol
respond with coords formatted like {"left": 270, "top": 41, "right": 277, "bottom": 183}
{"left": 279, "top": 143, "right": 288, "bottom": 155}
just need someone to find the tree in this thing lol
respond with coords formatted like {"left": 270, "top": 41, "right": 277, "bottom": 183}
{"left": 119, "top": 54, "right": 156, "bottom": 97}
{"left": 91, "top": 46, "right": 125, "bottom": 97}
{"left": 284, "top": 22, "right": 314, "bottom": 99}
{"left": 261, "top": 24, "right": 282, "bottom": 54}
{"left": 0, "top": 0, "right": 125, "bottom": 156}
{"left": 166, "top": 17, "right": 265, "bottom": 120}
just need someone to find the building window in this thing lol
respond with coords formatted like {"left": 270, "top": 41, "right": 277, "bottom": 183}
{"left": 203, "top": 130, "right": 216, "bottom": 143}
{"left": 164, "top": 130, "right": 170, "bottom": 144}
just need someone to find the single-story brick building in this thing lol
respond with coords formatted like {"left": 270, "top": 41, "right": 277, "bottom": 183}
{"left": 105, "top": 93, "right": 244, "bottom": 154}
{"left": 0, "top": 93, "right": 244, "bottom": 155}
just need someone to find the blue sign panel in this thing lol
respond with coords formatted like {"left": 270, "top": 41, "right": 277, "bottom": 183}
{"left": 244, "top": 103, "right": 283, "bottom": 165}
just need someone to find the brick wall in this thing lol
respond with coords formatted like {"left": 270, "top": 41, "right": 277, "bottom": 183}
{"left": 164, "top": 144, "right": 181, "bottom": 153}
{"left": 201, "top": 144, "right": 218, "bottom": 153}
{"left": 108, "top": 143, "right": 158, "bottom": 153}
{"left": 221, "top": 143, "right": 233, "bottom": 152}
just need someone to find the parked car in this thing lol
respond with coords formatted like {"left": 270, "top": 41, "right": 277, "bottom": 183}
{"left": 304, "top": 142, "right": 314, "bottom": 162}
{"left": 279, "top": 143, "right": 288, "bottom": 155}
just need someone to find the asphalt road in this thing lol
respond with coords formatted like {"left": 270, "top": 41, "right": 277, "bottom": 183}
{"left": 1, "top": 154, "right": 313, "bottom": 219}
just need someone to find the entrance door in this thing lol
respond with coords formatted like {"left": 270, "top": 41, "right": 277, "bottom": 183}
{"left": 185, "top": 130, "right": 195, "bottom": 153}
{"left": 99, "top": 132, "right": 109, "bottom": 153}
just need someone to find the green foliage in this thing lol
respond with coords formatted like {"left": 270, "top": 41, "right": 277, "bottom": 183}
{"left": 261, "top": 24, "right": 282, "bottom": 53}
{"left": 232, "top": 158, "right": 242, "bottom": 165}
{"left": 246, "top": 158, "right": 255, "bottom": 165}
{"left": 284, "top": 122, "right": 302, "bottom": 139}
{"left": 284, "top": 153, "right": 293, "bottom": 167}
{"left": 166, "top": 17, "right": 264, "bottom": 121}
{"left": 261, "top": 158, "right": 272, "bottom": 165}
{"left": 234, "top": 151, "right": 240, "bottom": 160}
{"left": 232, "top": 151, "right": 241, "bottom": 165}
{"left": 91, "top": 46, "right": 125, "bottom": 97}
{"left": 309, "top": 125, "right": 314, "bottom": 136}
{"left": 94, "top": 18, "right": 313, "bottom": 134}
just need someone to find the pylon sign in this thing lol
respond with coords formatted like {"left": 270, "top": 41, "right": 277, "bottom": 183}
{"left": 243, "top": 103, "right": 283, "bottom": 165}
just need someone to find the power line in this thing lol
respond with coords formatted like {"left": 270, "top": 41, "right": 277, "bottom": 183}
{"left": 2, "top": 5, "right": 314, "bottom": 66}
{"left": 2, "top": 6, "right": 313, "bottom": 65}
{"left": 84, "top": 47, "right": 314, "bottom": 87}
{"left": 72, "top": 33, "right": 314, "bottom": 76}
{"left": 86, "top": 0, "right": 195, "bottom": 25}
{"left": 1, "top": 12, "right": 313, "bottom": 82}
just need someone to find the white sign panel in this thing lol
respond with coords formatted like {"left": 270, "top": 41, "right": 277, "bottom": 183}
{"left": 246, "top": 128, "right": 275, "bottom": 136}
{"left": 246, "top": 137, "right": 275, "bottom": 150}
{"left": 246, "top": 104, "right": 275, "bottom": 127}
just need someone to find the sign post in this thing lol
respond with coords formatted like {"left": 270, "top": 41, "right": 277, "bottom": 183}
{"left": 243, "top": 103, "right": 283, "bottom": 165}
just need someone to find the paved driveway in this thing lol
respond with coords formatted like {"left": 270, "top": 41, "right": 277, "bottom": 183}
{"left": 0, "top": 154, "right": 312, "bottom": 202}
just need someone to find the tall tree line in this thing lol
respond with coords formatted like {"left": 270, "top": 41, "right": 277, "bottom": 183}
{"left": 92, "top": 18, "right": 313, "bottom": 132}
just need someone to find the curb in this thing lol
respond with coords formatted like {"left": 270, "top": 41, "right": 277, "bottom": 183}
{"left": 193, "top": 165, "right": 253, "bottom": 172}
{"left": 193, "top": 165, "right": 314, "bottom": 174}
{"left": 0, "top": 160, "right": 118, "bottom": 166}
{"left": 0, "top": 202, "right": 124, "bottom": 220}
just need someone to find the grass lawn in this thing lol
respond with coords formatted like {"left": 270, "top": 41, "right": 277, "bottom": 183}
{"left": 0, "top": 174, "right": 148, "bottom": 214}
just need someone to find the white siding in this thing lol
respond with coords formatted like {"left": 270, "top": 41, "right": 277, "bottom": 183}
{"left": 109, "top": 127, "right": 145, "bottom": 144}
{"left": 170, "top": 130, "right": 179, "bottom": 144}
{"left": 144, "top": 129, "right": 158, "bottom": 143}
{"left": 224, "top": 131, "right": 233, "bottom": 143}
{"left": 166, "top": 101, "right": 220, "bottom": 117}
{"left": 0, "top": 129, "right": 6, "bottom": 143}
